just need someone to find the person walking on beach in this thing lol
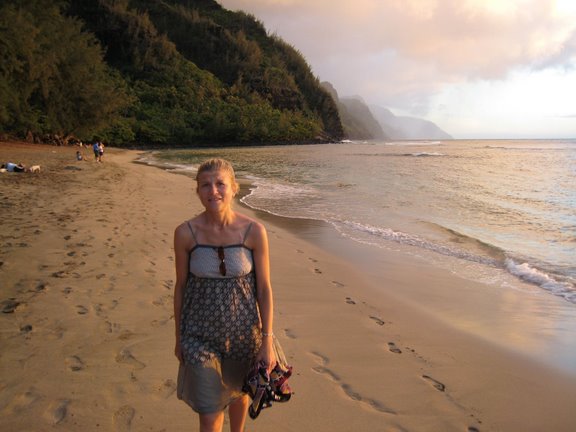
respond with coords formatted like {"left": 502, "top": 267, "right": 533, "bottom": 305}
{"left": 98, "top": 142, "right": 104, "bottom": 162}
{"left": 92, "top": 141, "right": 101, "bottom": 162}
{"left": 173, "top": 158, "right": 276, "bottom": 432}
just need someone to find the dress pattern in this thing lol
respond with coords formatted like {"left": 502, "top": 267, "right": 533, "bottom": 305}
{"left": 180, "top": 271, "right": 261, "bottom": 365}
{"left": 177, "top": 228, "right": 263, "bottom": 413}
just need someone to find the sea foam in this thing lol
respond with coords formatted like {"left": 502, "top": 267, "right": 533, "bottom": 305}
{"left": 505, "top": 259, "right": 576, "bottom": 304}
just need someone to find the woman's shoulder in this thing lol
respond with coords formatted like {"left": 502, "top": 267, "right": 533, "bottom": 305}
{"left": 174, "top": 216, "right": 200, "bottom": 240}
{"left": 235, "top": 214, "right": 267, "bottom": 248}
{"left": 179, "top": 214, "right": 203, "bottom": 229}
{"left": 235, "top": 213, "right": 265, "bottom": 232}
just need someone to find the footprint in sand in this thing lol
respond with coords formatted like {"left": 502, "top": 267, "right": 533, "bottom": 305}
{"left": 33, "top": 281, "right": 48, "bottom": 292}
{"left": 43, "top": 399, "right": 69, "bottom": 425}
{"left": 5, "top": 387, "right": 43, "bottom": 414}
{"left": 2, "top": 298, "right": 21, "bottom": 313}
{"left": 388, "top": 342, "right": 402, "bottom": 354}
{"left": 345, "top": 297, "right": 356, "bottom": 305}
{"left": 20, "top": 324, "right": 33, "bottom": 334}
{"left": 76, "top": 305, "right": 89, "bottom": 315}
{"left": 310, "top": 352, "right": 396, "bottom": 414}
{"left": 284, "top": 328, "right": 297, "bottom": 339}
{"left": 157, "top": 379, "right": 177, "bottom": 399}
{"left": 151, "top": 317, "right": 171, "bottom": 327}
{"left": 422, "top": 374, "right": 446, "bottom": 392}
{"left": 116, "top": 348, "right": 146, "bottom": 370}
{"left": 66, "top": 355, "right": 85, "bottom": 371}
{"left": 310, "top": 352, "right": 340, "bottom": 382}
{"left": 331, "top": 280, "right": 345, "bottom": 287}
{"left": 113, "top": 405, "right": 135, "bottom": 432}
{"left": 370, "top": 316, "right": 386, "bottom": 326}
{"left": 104, "top": 320, "right": 122, "bottom": 334}
{"left": 152, "top": 295, "right": 171, "bottom": 307}
{"left": 118, "top": 330, "right": 136, "bottom": 341}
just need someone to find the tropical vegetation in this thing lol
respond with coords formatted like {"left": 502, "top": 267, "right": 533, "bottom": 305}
{"left": 0, "top": 0, "right": 344, "bottom": 146}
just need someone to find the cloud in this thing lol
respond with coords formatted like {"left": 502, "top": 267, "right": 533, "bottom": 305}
{"left": 219, "top": 0, "right": 576, "bottom": 136}
{"left": 222, "top": 0, "right": 575, "bottom": 67}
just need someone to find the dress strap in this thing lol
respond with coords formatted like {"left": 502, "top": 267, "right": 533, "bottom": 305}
{"left": 242, "top": 222, "right": 254, "bottom": 244}
{"left": 186, "top": 221, "right": 198, "bottom": 244}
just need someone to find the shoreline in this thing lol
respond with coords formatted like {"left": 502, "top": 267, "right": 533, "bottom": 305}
{"left": 1, "top": 142, "right": 576, "bottom": 431}
{"left": 253, "top": 202, "right": 576, "bottom": 377}
{"left": 226, "top": 152, "right": 576, "bottom": 378}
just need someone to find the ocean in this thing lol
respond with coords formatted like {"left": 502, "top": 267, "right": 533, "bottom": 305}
{"left": 142, "top": 139, "right": 576, "bottom": 373}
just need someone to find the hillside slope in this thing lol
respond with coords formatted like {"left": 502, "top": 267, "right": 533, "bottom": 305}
{"left": 1, "top": 0, "right": 344, "bottom": 146}
{"left": 370, "top": 105, "right": 453, "bottom": 140}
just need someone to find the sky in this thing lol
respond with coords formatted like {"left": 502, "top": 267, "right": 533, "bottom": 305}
{"left": 218, "top": 0, "right": 576, "bottom": 139}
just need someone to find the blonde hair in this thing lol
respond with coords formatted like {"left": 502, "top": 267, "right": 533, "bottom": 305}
{"left": 195, "top": 158, "right": 239, "bottom": 193}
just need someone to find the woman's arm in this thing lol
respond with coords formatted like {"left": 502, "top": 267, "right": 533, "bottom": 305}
{"left": 249, "top": 221, "right": 276, "bottom": 370}
{"left": 173, "top": 223, "right": 192, "bottom": 363}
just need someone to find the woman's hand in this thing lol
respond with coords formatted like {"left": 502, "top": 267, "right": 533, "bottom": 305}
{"left": 256, "top": 337, "right": 277, "bottom": 373}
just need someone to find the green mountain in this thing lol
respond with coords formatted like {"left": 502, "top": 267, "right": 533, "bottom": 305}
{"left": 0, "top": 0, "right": 344, "bottom": 146}
{"left": 321, "top": 82, "right": 387, "bottom": 140}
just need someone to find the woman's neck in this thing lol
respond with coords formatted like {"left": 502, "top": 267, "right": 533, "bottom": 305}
{"left": 202, "top": 209, "right": 235, "bottom": 229}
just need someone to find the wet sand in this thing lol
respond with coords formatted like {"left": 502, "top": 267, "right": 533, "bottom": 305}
{"left": 1, "top": 141, "right": 575, "bottom": 431}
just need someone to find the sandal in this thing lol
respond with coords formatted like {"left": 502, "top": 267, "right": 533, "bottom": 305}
{"left": 243, "top": 361, "right": 293, "bottom": 419}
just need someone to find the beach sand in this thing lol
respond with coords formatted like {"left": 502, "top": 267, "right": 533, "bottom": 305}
{"left": 1, "top": 141, "right": 575, "bottom": 431}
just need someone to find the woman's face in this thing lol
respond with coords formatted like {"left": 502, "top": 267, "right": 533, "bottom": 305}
{"left": 196, "top": 169, "right": 237, "bottom": 212}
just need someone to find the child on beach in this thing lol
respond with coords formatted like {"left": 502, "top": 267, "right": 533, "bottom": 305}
{"left": 173, "top": 158, "right": 276, "bottom": 432}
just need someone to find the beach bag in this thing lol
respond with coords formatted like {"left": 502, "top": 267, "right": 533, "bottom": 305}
{"left": 243, "top": 337, "right": 293, "bottom": 419}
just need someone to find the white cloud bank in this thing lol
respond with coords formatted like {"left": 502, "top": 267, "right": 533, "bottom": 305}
{"left": 219, "top": 0, "right": 576, "bottom": 138}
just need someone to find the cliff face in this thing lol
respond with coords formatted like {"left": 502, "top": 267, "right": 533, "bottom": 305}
{"left": 339, "top": 97, "right": 387, "bottom": 140}
{"left": 323, "top": 81, "right": 452, "bottom": 141}
{"left": 370, "top": 105, "right": 453, "bottom": 140}
{"left": 322, "top": 83, "right": 387, "bottom": 140}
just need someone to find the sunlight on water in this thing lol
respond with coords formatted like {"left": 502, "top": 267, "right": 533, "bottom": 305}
{"left": 152, "top": 139, "right": 576, "bottom": 304}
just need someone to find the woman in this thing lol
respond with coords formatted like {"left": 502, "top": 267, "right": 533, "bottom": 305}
{"left": 174, "top": 158, "right": 276, "bottom": 432}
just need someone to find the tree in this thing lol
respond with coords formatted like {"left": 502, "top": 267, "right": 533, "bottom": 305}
{"left": 0, "top": 0, "right": 130, "bottom": 140}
